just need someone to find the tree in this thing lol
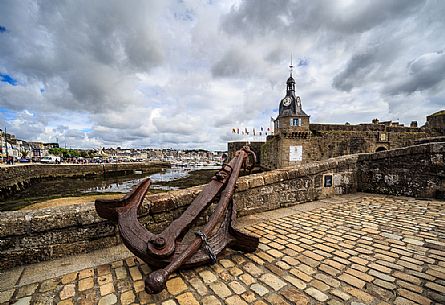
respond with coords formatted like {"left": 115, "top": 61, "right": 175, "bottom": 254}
{"left": 20, "top": 150, "right": 29, "bottom": 158}
{"left": 49, "top": 148, "right": 63, "bottom": 156}
{"left": 48, "top": 147, "right": 80, "bottom": 158}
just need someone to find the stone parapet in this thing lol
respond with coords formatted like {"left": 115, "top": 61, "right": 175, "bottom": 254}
{"left": 0, "top": 155, "right": 358, "bottom": 270}
{"left": 309, "top": 123, "right": 426, "bottom": 133}
{"left": 0, "top": 142, "right": 443, "bottom": 270}
{"left": 357, "top": 142, "right": 445, "bottom": 198}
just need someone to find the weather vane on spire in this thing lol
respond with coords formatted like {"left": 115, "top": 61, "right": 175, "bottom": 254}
{"left": 289, "top": 53, "right": 294, "bottom": 76}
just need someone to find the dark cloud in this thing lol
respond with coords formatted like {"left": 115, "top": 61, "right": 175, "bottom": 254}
{"left": 0, "top": 0, "right": 165, "bottom": 112}
{"left": 211, "top": 48, "right": 260, "bottom": 78}
{"left": 222, "top": 0, "right": 425, "bottom": 37}
{"left": 385, "top": 51, "right": 445, "bottom": 95}
{"left": 332, "top": 51, "right": 379, "bottom": 92}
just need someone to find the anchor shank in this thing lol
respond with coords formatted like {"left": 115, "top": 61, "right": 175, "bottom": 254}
{"left": 145, "top": 150, "right": 247, "bottom": 293}
{"left": 147, "top": 162, "right": 236, "bottom": 256}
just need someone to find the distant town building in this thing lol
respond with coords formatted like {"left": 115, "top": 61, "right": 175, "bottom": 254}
{"left": 0, "top": 129, "right": 60, "bottom": 163}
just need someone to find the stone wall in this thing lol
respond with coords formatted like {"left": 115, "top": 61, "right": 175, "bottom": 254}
{"left": 357, "top": 142, "right": 445, "bottom": 198}
{"left": 0, "top": 162, "right": 169, "bottom": 200}
{"left": 0, "top": 154, "right": 358, "bottom": 270}
{"left": 261, "top": 123, "right": 436, "bottom": 169}
{"left": 426, "top": 110, "right": 445, "bottom": 131}
{"left": 1, "top": 142, "right": 443, "bottom": 270}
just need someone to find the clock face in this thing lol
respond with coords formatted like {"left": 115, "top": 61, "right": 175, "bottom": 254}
{"left": 283, "top": 97, "right": 292, "bottom": 106}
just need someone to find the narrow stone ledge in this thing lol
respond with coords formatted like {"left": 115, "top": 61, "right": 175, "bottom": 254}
{"left": 235, "top": 177, "right": 249, "bottom": 192}
{"left": 248, "top": 175, "right": 265, "bottom": 188}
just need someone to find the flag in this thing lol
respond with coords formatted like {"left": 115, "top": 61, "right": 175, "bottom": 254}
{"left": 267, "top": 127, "right": 270, "bottom": 131}
{"left": 260, "top": 132, "right": 262, "bottom": 136}
{"left": 232, "top": 128, "right": 236, "bottom": 133}
{"left": 237, "top": 128, "right": 239, "bottom": 134}
{"left": 253, "top": 128, "right": 256, "bottom": 136}
{"left": 245, "top": 127, "right": 248, "bottom": 133}
{"left": 261, "top": 127, "right": 263, "bottom": 131}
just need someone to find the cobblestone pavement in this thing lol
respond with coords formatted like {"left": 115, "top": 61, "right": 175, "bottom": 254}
{"left": 1, "top": 194, "right": 444, "bottom": 305}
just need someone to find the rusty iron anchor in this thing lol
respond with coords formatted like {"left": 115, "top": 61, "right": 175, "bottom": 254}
{"left": 95, "top": 147, "right": 259, "bottom": 293}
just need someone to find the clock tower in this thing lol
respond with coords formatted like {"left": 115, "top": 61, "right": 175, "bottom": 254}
{"left": 274, "top": 62, "right": 310, "bottom": 135}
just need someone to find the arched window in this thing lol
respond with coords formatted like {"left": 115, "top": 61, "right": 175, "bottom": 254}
{"left": 376, "top": 147, "right": 387, "bottom": 152}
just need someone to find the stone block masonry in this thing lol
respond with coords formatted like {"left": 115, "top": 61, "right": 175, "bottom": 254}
{"left": 0, "top": 142, "right": 443, "bottom": 270}
{"left": 357, "top": 141, "right": 445, "bottom": 198}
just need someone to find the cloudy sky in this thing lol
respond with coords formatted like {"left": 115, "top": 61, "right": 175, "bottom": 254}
{"left": 1, "top": 0, "right": 444, "bottom": 150}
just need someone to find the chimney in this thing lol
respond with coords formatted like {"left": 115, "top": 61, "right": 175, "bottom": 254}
{"left": 410, "top": 121, "right": 418, "bottom": 128}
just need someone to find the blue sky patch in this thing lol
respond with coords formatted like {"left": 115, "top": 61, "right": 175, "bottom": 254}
{"left": 0, "top": 26, "right": 6, "bottom": 33}
{"left": 81, "top": 128, "right": 93, "bottom": 133}
{"left": 0, "top": 73, "right": 18, "bottom": 86}
{"left": 298, "top": 58, "right": 309, "bottom": 67}
{"left": 0, "top": 107, "right": 17, "bottom": 120}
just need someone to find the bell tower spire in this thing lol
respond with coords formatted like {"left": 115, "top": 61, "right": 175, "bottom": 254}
{"left": 289, "top": 53, "right": 294, "bottom": 77}
{"left": 287, "top": 54, "right": 295, "bottom": 94}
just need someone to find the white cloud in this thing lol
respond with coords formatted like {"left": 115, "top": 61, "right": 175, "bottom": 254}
{"left": 0, "top": 0, "right": 444, "bottom": 150}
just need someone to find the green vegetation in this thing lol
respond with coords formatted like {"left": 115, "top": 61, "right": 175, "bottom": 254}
{"left": 20, "top": 150, "right": 29, "bottom": 158}
{"left": 49, "top": 147, "right": 78, "bottom": 157}
{"left": 431, "top": 110, "right": 445, "bottom": 116}
{"left": 48, "top": 148, "right": 101, "bottom": 158}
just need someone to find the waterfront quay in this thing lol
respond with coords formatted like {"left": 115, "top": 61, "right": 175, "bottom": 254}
{"left": 0, "top": 161, "right": 169, "bottom": 201}
{"left": 1, "top": 194, "right": 444, "bottom": 305}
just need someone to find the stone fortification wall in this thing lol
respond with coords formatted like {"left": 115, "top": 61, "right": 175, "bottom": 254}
{"left": 0, "top": 162, "right": 169, "bottom": 200}
{"left": 1, "top": 142, "right": 443, "bottom": 270}
{"left": 426, "top": 110, "right": 445, "bottom": 130}
{"left": 309, "top": 123, "right": 425, "bottom": 132}
{"left": 357, "top": 142, "right": 445, "bottom": 198}
{"left": 261, "top": 124, "right": 434, "bottom": 169}
{"left": 0, "top": 155, "right": 358, "bottom": 270}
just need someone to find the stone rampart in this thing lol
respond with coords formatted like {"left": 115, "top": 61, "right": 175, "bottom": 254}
{"left": 0, "top": 142, "right": 443, "bottom": 270}
{"left": 357, "top": 142, "right": 445, "bottom": 198}
{"left": 0, "top": 162, "right": 169, "bottom": 200}
{"left": 0, "top": 155, "right": 358, "bottom": 270}
{"left": 309, "top": 123, "right": 426, "bottom": 133}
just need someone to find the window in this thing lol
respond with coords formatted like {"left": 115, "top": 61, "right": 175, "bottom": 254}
{"left": 324, "top": 175, "right": 333, "bottom": 187}
{"left": 290, "top": 118, "right": 300, "bottom": 126}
